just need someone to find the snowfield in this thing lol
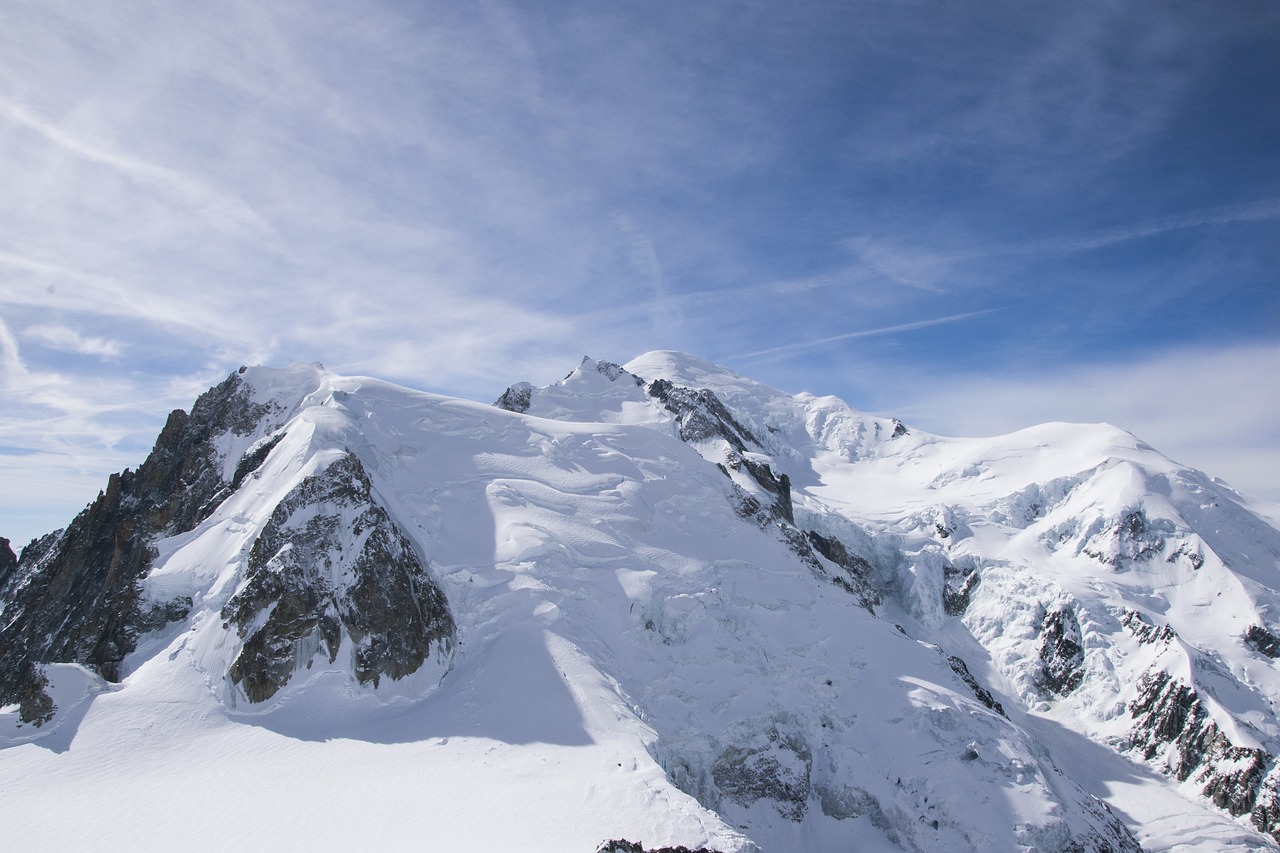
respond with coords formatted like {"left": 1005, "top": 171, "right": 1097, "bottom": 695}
{"left": 3, "top": 352, "right": 1280, "bottom": 852}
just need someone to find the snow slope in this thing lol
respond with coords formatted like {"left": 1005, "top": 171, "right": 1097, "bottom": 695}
{"left": 3, "top": 352, "right": 1280, "bottom": 852}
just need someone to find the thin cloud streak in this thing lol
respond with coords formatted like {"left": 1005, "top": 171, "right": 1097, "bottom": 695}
{"left": 728, "top": 310, "right": 999, "bottom": 362}
{"left": 0, "top": 1, "right": 1275, "bottom": 544}
{"left": 0, "top": 99, "right": 277, "bottom": 240}
{"left": 993, "top": 198, "right": 1280, "bottom": 258}
{"left": 850, "top": 197, "right": 1280, "bottom": 294}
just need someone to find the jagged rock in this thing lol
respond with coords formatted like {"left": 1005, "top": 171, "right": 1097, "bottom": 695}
{"left": 0, "top": 537, "right": 17, "bottom": 590}
{"left": 0, "top": 370, "right": 279, "bottom": 720}
{"left": 1167, "top": 541, "right": 1205, "bottom": 570}
{"left": 806, "top": 530, "right": 880, "bottom": 611}
{"left": 723, "top": 451, "right": 793, "bottom": 524}
{"left": 1038, "top": 605, "right": 1085, "bottom": 696}
{"left": 1252, "top": 767, "right": 1280, "bottom": 839}
{"left": 890, "top": 418, "right": 908, "bottom": 438}
{"left": 494, "top": 382, "right": 533, "bottom": 413}
{"left": 597, "top": 841, "right": 727, "bottom": 853}
{"left": 1245, "top": 625, "right": 1280, "bottom": 659}
{"left": 646, "top": 379, "right": 759, "bottom": 452}
{"left": 223, "top": 452, "right": 454, "bottom": 703}
{"left": 7, "top": 661, "right": 55, "bottom": 727}
{"left": 1121, "top": 609, "right": 1175, "bottom": 646}
{"left": 231, "top": 433, "right": 285, "bottom": 490}
{"left": 1081, "top": 508, "right": 1166, "bottom": 567}
{"left": 942, "top": 565, "right": 979, "bottom": 616}
{"left": 591, "top": 359, "right": 640, "bottom": 383}
{"left": 712, "top": 728, "right": 812, "bottom": 820}
{"left": 1128, "top": 668, "right": 1271, "bottom": 821}
{"left": 946, "top": 655, "right": 1006, "bottom": 717}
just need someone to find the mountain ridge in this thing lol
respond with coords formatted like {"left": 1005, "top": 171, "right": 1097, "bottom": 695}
{"left": 3, "top": 351, "right": 1279, "bottom": 852}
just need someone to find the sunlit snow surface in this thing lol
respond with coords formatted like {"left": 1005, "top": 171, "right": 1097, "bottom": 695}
{"left": 4, "top": 352, "right": 1280, "bottom": 852}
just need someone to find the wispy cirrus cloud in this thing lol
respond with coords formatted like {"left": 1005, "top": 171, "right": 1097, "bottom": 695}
{"left": 0, "top": 0, "right": 1275, "bottom": 545}
{"left": 0, "top": 99, "right": 278, "bottom": 241}
{"left": 23, "top": 324, "right": 122, "bottom": 359}
{"left": 727, "top": 310, "right": 1000, "bottom": 362}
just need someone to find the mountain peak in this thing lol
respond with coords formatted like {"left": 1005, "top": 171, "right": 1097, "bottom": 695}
{"left": 4, "top": 352, "right": 1279, "bottom": 851}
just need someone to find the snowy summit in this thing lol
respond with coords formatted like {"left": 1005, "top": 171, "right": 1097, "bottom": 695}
{"left": 3, "top": 352, "right": 1280, "bottom": 852}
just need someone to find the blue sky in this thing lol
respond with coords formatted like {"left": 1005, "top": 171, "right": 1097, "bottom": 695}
{"left": 1, "top": 0, "right": 1278, "bottom": 547}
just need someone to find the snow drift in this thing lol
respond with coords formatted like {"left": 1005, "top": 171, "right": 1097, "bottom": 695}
{"left": 3, "top": 352, "right": 1280, "bottom": 852}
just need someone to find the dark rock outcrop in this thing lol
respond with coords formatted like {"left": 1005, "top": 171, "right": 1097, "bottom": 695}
{"left": 223, "top": 452, "right": 454, "bottom": 703}
{"left": 942, "top": 565, "right": 979, "bottom": 616}
{"left": 722, "top": 451, "right": 793, "bottom": 525}
{"left": 1252, "top": 768, "right": 1280, "bottom": 838}
{"left": 0, "top": 536, "right": 17, "bottom": 590}
{"left": 1246, "top": 625, "right": 1280, "bottom": 659}
{"left": 946, "top": 655, "right": 1006, "bottom": 717}
{"left": 1121, "top": 609, "right": 1176, "bottom": 646}
{"left": 494, "top": 382, "right": 533, "bottom": 414}
{"left": 646, "top": 379, "right": 759, "bottom": 452}
{"left": 597, "top": 841, "right": 727, "bottom": 853}
{"left": 1082, "top": 508, "right": 1166, "bottom": 567}
{"left": 711, "top": 728, "right": 812, "bottom": 820}
{"left": 1128, "top": 668, "right": 1272, "bottom": 825}
{"left": 1038, "top": 605, "right": 1085, "bottom": 696}
{"left": 0, "top": 370, "right": 281, "bottom": 724}
{"left": 806, "top": 530, "right": 880, "bottom": 611}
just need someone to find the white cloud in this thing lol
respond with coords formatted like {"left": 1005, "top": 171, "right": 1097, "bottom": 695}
{"left": 22, "top": 324, "right": 122, "bottom": 359}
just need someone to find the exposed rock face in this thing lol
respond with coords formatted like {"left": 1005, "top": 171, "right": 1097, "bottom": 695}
{"left": 494, "top": 382, "right": 533, "bottom": 413}
{"left": 1079, "top": 508, "right": 1167, "bottom": 567}
{"left": 711, "top": 728, "right": 813, "bottom": 820}
{"left": 942, "top": 565, "right": 979, "bottom": 616}
{"left": 723, "top": 451, "right": 794, "bottom": 525}
{"left": 223, "top": 452, "right": 454, "bottom": 703}
{"left": 1128, "top": 668, "right": 1272, "bottom": 825}
{"left": 1246, "top": 625, "right": 1280, "bottom": 659}
{"left": 0, "top": 370, "right": 278, "bottom": 723}
{"left": 646, "top": 379, "right": 759, "bottom": 452}
{"left": 597, "top": 841, "right": 727, "bottom": 853}
{"left": 805, "top": 530, "right": 880, "bottom": 611}
{"left": 0, "top": 537, "right": 17, "bottom": 590}
{"left": 1114, "top": 608, "right": 1280, "bottom": 836}
{"left": 946, "top": 655, "right": 1006, "bottom": 717}
{"left": 1253, "top": 768, "right": 1280, "bottom": 837}
{"left": 645, "top": 374, "right": 882, "bottom": 615}
{"left": 1038, "top": 605, "right": 1085, "bottom": 696}
{"left": 1121, "top": 609, "right": 1176, "bottom": 646}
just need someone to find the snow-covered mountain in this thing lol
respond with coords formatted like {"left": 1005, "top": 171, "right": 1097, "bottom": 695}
{"left": 4, "top": 352, "right": 1280, "bottom": 852}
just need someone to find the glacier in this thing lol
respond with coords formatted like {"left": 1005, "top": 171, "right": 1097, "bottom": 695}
{"left": 2, "top": 352, "right": 1280, "bottom": 852}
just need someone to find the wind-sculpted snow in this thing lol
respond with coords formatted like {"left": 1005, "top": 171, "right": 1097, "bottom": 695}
{"left": 3, "top": 351, "right": 1279, "bottom": 851}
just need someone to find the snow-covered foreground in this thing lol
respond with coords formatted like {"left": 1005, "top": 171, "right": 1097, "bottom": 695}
{"left": 4, "top": 353, "right": 1280, "bottom": 851}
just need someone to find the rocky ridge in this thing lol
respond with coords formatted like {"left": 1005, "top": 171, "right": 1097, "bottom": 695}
{"left": 0, "top": 370, "right": 285, "bottom": 722}
{"left": 3, "top": 352, "right": 1279, "bottom": 851}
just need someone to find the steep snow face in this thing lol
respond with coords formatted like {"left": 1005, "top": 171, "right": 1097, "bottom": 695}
{"left": 2, "top": 351, "right": 1279, "bottom": 852}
